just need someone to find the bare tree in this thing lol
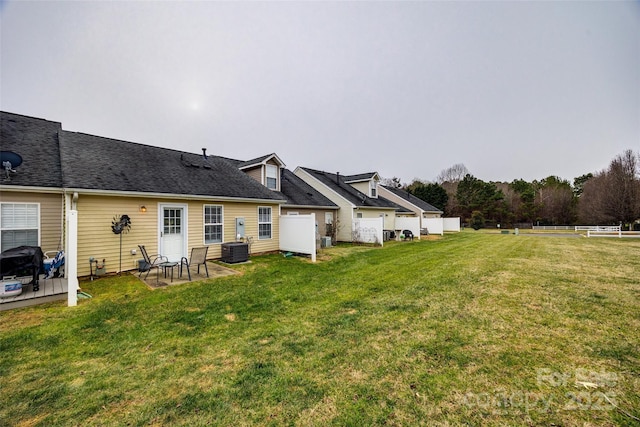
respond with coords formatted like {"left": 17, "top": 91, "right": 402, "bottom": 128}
{"left": 436, "top": 163, "right": 470, "bottom": 184}
{"left": 578, "top": 149, "right": 640, "bottom": 227}
{"left": 381, "top": 176, "right": 403, "bottom": 188}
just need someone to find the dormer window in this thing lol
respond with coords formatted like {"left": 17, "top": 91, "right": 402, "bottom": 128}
{"left": 370, "top": 180, "right": 378, "bottom": 198}
{"left": 266, "top": 164, "right": 278, "bottom": 190}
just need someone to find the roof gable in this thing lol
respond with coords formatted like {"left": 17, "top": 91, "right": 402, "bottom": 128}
{"left": 238, "top": 153, "right": 286, "bottom": 170}
{"left": 299, "top": 167, "right": 406, "bottom": 211}
{"left": 381, "top": 185, "right": 443, "bottom": 213}
{"left": 344, "top": 172, "right": 380, "bottom": 183}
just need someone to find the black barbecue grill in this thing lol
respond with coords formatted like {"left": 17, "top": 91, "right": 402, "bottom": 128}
{"left": 0, "top": 246, "right": 44, "bottom": 291}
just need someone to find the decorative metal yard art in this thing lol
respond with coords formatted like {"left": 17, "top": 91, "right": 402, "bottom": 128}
{"left": 111, "top": 214, "right": 131, "bottom": 275}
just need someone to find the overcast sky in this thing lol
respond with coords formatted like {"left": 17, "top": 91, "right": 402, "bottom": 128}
{"left": 1, "top": 1, "right": 638, "bottom": 184}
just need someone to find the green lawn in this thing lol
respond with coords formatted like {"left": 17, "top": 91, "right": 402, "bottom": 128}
{"left": 1, "top": 232, "right": 639, "bottom": 426}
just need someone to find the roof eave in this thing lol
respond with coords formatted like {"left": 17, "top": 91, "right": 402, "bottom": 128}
{"left": 0, "top": 185, "right": 64, "bottom": 194}
{"left": 64, "top": 187, "right": 287, "bottom": 204}
{"left": 283, "top": 204, "right": 339, "bottom": 210}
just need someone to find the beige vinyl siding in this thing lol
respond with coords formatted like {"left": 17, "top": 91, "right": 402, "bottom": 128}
{"left": 353, "top": 208, "right": 396, "bottom": 230}
{"left": 187, "top": 201, "right": 280, "bottom": 259}
{"left": 76, "top": 195, "right": 158, "bottom": 277}
{"left": 75, "top": 195, "right": 281, "bottom": 277}
{"left": 244, "top": 167, "right": 262, "bottom": 185}
{"left": 349, "top": 181, "right": 370, "bottom": 196}
{"left": 243, "top": 161, "right": 281, "bottom": 191}
{"left": 0, "top": 190, "right": 64, "bottom": 253}
{"left": 281, "top": 207, "right": 335, "bottom": 237}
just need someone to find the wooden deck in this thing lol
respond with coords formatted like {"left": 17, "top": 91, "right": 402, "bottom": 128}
{"left": 0, "top": 276, "right": 68, "bottom": 311}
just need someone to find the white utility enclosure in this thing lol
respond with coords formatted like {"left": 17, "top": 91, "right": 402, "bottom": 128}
{"left": 353, "top": 217, "right": 384, "bottom": 245}
{"left": 423, "top": 218, "right": 444, "bottom": 236}
{"left": 443, "top": 217, "right": 461, "bottom": 232}
{"left": 279, "top": 213, "right": 317, "bottom": 262}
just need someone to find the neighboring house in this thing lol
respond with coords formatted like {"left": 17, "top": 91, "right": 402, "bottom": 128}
{"left": 379, "top": 185, "right": 443, "bottom": 229}
{"left": 294, "top": 168, "right": 412, "bottom": 242}
{"left": 278, "top": 169, "right": 339, "bottom": 239}
{"left": 225, "top": 154, "right": 339, "bottom": 239}
{"left": 1, "top": 111, "right": 287, "bottom": 277}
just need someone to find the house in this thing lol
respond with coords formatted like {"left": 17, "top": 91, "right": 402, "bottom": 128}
{"left": 1, "top": 111, "right": 288, "bottom": 280}
{"left": 278, "top": 169, "right": 339, "bottom": 239}
{"left": 379, "top": 185, "right": 443, "bottom": 228}
{"left": 294, "top": 168, "right": 413, "bottom": 242}
{"left": 0, "top": 112, "right": 65, "bottom": 258}
{"left": 225, "top": 154, "right": 339, "bottom": 240}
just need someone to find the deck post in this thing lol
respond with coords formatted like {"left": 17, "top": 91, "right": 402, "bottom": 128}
{"left": 67, "top": 210, "right": 79, "bottom": 306}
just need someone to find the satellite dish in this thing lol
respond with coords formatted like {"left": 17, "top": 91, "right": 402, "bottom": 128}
{"left": 1, "top": 151, "right": 23, "bottom": 181}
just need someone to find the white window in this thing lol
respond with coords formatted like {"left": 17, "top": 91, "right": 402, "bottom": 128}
{"left": 258, "top": 206, "right": 272, "bottom": 239}
{"left": 204, "top": 205, "right": 223, "bottom": 244}
{"left": 1, "top": 203, "right": 39, "bottom": 251}
{"left": 266, "top": 164, "right": 278, "bottom": 190}
{"left": 163, "top": 208, "right": 182, "bottom": 235}
{"left": 325, "top": 212, "right": 333, "bottom": 224}
{"left": 370, "top": 180, "right": 377, "bottom": 198}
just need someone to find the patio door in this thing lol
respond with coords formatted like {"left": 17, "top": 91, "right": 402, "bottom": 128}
{"left": 159, "top": 204, "right": 187, "bottom": 262}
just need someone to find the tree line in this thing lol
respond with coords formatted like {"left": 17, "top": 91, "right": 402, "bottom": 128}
{"left": 392, "top": 149, "right": 640, "bottom": 229}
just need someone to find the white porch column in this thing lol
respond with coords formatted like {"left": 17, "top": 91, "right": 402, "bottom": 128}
{"left": 66, "top": 210, "right": 79, "bottom": 307}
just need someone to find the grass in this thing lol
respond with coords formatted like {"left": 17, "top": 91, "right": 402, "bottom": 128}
{"left": 1, "top": 232, "right": 639, "bottom": 426}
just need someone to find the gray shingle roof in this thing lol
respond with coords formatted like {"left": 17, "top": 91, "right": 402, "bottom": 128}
{"left": 1, "top": 111, "right": 286, "bottom": 201}
{"left": 278, "top": 169, "right": 338, "bottom": 208}
{"left": 59, "top": 130, "right": 287, "bottom": 200}
{"left": 1, "top": 111, "right": 63, "bottom": 189}
{"left": 344, "top": 172, "right": 378, "bottom": 182}
{"left": 225, "top": 154, "right": 335, "bottom": 208}
{"left": 381, "top": 185, "right": 444, "bottom": 213}
{"left": 237, "top": 153, "right": 284, "bottom": 169}
{"left": 300, "top": 167, "right": 411, "bottom": 212}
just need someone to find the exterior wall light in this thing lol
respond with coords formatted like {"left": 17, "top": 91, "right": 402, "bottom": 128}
{"left": 139, "top": 205, "right": 147, "bottom": 213}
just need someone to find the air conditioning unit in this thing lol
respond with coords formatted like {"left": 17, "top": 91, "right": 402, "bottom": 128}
{"left": 221, "top": 242, "right": 249, "bottom": 263}
{"left": 320, "top": 237, "right": 332, "bottom": 248}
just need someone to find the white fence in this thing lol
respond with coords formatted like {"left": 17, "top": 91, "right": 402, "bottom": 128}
{"left": 576, "top": 225, "right": 621, "bottom": 232}
{"left": 422, "top": 218, "right": 444, "bottom": 236}
{"left": 443, "top": 217, "right": 461, "bottom": 232}
{"left": 353, "top": 218, "right": 384, "bottom": 245}
{"left": 532, "top": 225, "right": 574, "bottom": 230}
{"left": 395, "top": 217, "right": 421, "bottom": 239}
{"left": 279, "top": 213, "right": 316, "bottom": 262}
{"left": 587, "top": 230, "right": 640, "bottom": 239}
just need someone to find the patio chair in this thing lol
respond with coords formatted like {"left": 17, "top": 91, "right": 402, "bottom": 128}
{"left": 180, "top": 246, "right": 209, "bottom": 281}
{"left": 401, "top": 230, "right": 414, "bottom": 241}
{"left": 43, "top": 250, "right": 65, "bottom": 279}
{"left": 138, "top": 245, "right": 168, "bottom": 279}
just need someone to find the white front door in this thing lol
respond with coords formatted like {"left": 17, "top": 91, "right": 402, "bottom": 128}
{"left": 159, "top": 204, "right": 187, "bottom": 262}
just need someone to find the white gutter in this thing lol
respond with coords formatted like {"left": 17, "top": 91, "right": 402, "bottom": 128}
{"left": 0, "top": 185, "right": 64, "bottom": 194}
{"left": 283, "top": 204, "right": 340, "bottom": 210}
{"left": 62, "top": 187, "right": 287, "bottom": 204}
